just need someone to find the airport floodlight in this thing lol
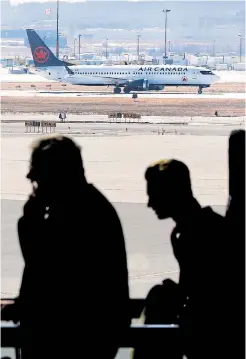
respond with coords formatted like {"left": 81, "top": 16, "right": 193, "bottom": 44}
{"left": 162, "top": 9, "right": 171, "bottom": 64}
{"left": 78, "top": 34, "right": 82, "bottom": 60}
{"left": 105, "top": 38, "right": 108, "bottom": 59}
{"left": 73, "top": 38, "right": 77, "bottom": 58}
{"left": 137, "top": 35, "right": 141, "bottom": 59}
{"left": 56, "top": 0, "right": 59, "bottom": 58}
{"left": 238, "top": 34, "right": 243, "bottom": 62}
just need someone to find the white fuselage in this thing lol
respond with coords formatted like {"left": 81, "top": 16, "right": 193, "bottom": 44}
{"left": 34, "top": 65, "right": 219, "bottom": 88}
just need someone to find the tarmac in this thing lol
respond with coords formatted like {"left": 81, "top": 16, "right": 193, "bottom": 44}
{"left": 1, "top": 119, "right": 245, "bottom": 138}
{"left": 2, "top": 113, "right": 245, "bottom": 124}
{"left": 1, "top": 126, "right": 230, "bottom": 204}
{"left": 0, "top": 119, "right": 235, "bottom": 293}
{"left": 1, "top": 122, "right": 230, "bottom": 294}
{"left": 1, "top": 199, "right": 224, "bottom": 297}
{"left": 1, "top": 89, "right": 246, "bottom": 99}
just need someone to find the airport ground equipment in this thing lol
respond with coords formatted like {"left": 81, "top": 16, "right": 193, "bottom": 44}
{"left": 25, "top": 120, "right": 56, "bottom": 133}
{"left": 108, "top": 113, "right": 141, "bottom": 123}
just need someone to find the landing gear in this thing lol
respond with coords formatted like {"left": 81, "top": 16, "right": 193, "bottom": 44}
{"left": 114, "top": 87, "right": 121, "bottom": 94}
{"left": 123, "top": 87, "right": 131, "bottom": 94}
{"left": 198, "top": 87, "right": 203, "bottom": 94}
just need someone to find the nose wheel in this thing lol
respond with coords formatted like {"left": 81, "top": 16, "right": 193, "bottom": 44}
{"left": 198, "top": 87, "right": 203, "bottom": 94}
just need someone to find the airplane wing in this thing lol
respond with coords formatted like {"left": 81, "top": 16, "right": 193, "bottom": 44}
{"left": 64, "top": 64, "right": 74, "bottom": 75}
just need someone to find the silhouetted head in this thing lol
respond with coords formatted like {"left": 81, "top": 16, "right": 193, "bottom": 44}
{"left": 145, "top": 159, "right": 193, "bottom": 219}
{"left": 27, "top": 135, "right": 86, "bottom": 198}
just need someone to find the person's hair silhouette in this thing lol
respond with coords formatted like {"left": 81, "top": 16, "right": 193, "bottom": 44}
{"left": 18, "top": 134, "right": 130, "bottom": 359}
{"left": 27, "top": 135, "right": 86, "bottom": 198}
{"left": 145, "top": 159, "right": 194, "bottom": 221}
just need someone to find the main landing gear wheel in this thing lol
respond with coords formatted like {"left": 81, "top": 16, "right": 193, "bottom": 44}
{"left": 198, "top": 87, "right": 203, "bottom": 94}
{"left": 114, "top": 87, "right": 121, "bottom": 94}
{"left": 123, "top": 87, "right": 131, "bottom": 94}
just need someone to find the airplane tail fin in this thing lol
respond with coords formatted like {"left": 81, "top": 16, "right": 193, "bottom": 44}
{"left": 26, "top": 29, "right": 64, "bottom": 67}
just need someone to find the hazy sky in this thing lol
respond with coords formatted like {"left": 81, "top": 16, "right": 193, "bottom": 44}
{"left": 8, "top": 0, "right": 244, "bottom": 5}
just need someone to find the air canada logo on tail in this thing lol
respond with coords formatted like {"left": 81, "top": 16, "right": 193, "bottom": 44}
{"left": 34, "top": 46, "right": 49, "bottom": 63}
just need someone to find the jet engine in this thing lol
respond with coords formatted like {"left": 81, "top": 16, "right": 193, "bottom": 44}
{"left": 149, "top": 85, "right": 164, "bottom": 91}
{"left": 127, "top": 79, "right": 149, "bottom": 91}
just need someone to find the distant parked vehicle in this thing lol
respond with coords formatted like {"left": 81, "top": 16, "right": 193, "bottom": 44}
{"left": 8, "top": 66, "right": 28, "bottom": 74}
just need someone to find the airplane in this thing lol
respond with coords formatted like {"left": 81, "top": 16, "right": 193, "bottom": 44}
{"left": 26, "top": 29, "right": 220, "bottom": 94}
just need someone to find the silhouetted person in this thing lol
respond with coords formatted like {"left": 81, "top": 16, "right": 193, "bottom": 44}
{"left": 18, "top": 135, "right": 130, "bottom": 359}
{"left": 225, "top": 130, "right": 245, "bottom": 358}
{"left": 226, "top": 129, "right": 245, "bottom": 232}
{"left": 144, "top": 159, "right": 226, "bottom": 359}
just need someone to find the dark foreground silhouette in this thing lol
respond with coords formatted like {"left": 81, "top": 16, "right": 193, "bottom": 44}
{"left": 225, "top": 129, "right": 245, "bottom": 358}
{"left": 17, "top": 135, "right": 130, "bottom": 359}
{"left": 226, "top": 129, "right": 245, "bottom": 234}
{"left": 134, "top": 159, "right": 227, "bottom": 359}
{"left": 2, "top": 130, "right": 245, "bottom": 359}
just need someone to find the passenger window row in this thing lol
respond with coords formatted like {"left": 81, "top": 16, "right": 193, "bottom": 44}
{"left": 75, "top": 72, "right": 131, "bottom": 75}
{"left": 75, "top": 72, "right": 187, "bottom": 75}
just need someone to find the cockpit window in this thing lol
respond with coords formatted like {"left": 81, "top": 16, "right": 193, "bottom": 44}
{"left": 200, "top": 70, "right": 214, "bottom": 75}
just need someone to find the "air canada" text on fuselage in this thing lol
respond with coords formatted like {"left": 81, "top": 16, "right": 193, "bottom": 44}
{"left": 138, "top": 67, "right": 188, "bottom": 72}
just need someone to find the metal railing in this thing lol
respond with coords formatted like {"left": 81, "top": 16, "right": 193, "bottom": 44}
{"left": 1, "top": 298, "right": 179, "bottom": 357}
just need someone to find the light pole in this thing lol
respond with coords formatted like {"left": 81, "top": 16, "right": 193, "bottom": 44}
{"left": 137, "top": 34, "right": 141, "bottom": 59}
{"left": 56, "top": 0, "right": 59, "bottom": 58}
{"left": 105, "top": 38, "right": 108, "bottom": 59}
{"left": 73, "top": 38, "right": 77, "bottom": 58}
{"left": 239, "top": 34, "right": 242, "bottom": 62}
{"left": 162, "top": 9, "right": 171, "bottom": 64}
{"left": 168, "top": 40, "right": 171, "bottom": 53}
{"left": 78, "top": 34, "right": 82, "bottom": 60}
{"left": 212, "top": 39, "right": 216, "bottom": 57}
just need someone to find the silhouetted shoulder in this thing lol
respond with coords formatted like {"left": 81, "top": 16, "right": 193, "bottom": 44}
{"left": 193, "top": 206, "right": 225, "bottom": 244}
{"left": 201, "top": 206, "right": 224, "bottom": 223}
{"left": 87, "top": 184, "right": 121, "bottom": 221}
